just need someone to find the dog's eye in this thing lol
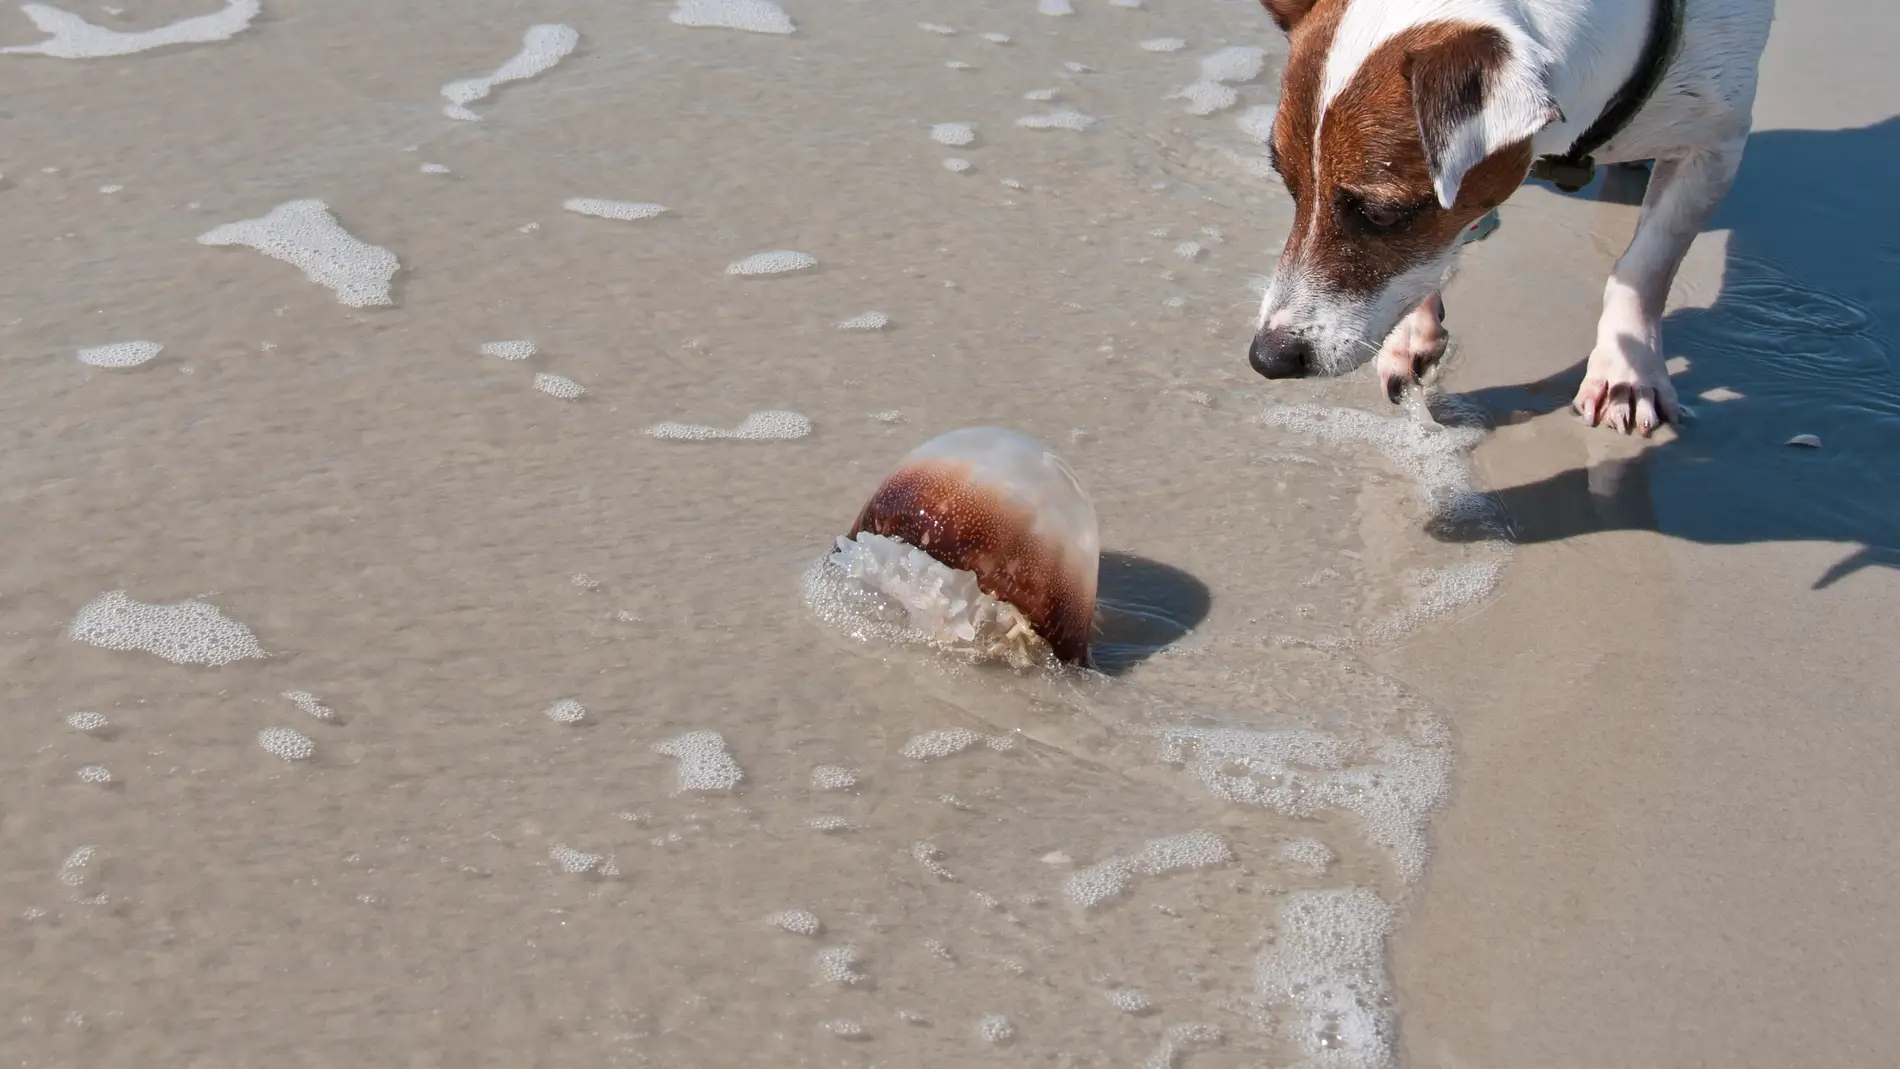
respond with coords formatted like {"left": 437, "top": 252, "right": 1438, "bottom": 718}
{"left": 1339, "top": 194, "right": 1425, "bottom": 236}
{"left": 1361, "top": 203, "right": 1407, "bottom": 229}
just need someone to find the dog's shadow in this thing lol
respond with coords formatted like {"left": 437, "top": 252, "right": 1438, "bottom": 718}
{"left": 1090, "top": 551, "right": 1213, "bottom": 676}
{"left": 1452, "top": 115, "right": 1900, "bottom": 588}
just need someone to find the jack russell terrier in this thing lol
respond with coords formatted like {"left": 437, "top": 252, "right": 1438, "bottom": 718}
{"left": 1248, "top": 0, "right": 1776, "bottom": 435}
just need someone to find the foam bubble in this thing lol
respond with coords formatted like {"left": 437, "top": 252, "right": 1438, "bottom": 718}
{"left": 1175, "top": 241, "right": 1204, "bottom": 260}
{"left": 1199, "top": 45, "right": 1267, "bottom": 83}
{"left": 1145, "top": 1023, "right": 1224, "bottom": 1069}
{"left": 1106, "top": 987, "right": 1154, "bottom": 1014}
{"left": 58, "top": 846, "right": 95, "bottom": 888}
{"left": 76, "top": 341, "right": 160, "bottom": 368}
{"left": 258, "top": 727, "right": 314, "bottom": 761}
{"left": 823, "top": 1019, "right": 868, "bottom": 1039}
{"left": 77, "top": 765, "right": 111, "bottom": 785}
{"left": 1036, "top": 0, "right": 1072, "bottom": 15}
{"left": 1258, "top": 402, "right": 1508, "bottom": 632}
{"left": 807, "top": 814, "right": 853, "bottom": 832}
{"left": 901, "top": 728, "right": 979, "bottom": 758}
{"left": 281, "top": 690, "right": 334, "bottom": 721}
{"left": 768, "top": 908, "right": 821, "bottom": 935}
{"left": 1173, "top": 81, "right": 1238, "bottom": 116}
{"left": 532, "top": 372, "right": 585, "bottom": 399}
{"left": 1154, "top": 725, "right": 1449, "bottom": 883}
{"left": 838, "top": 311, "right": 890, "bottom": 331}
{"left": 810, "top": 765, "right": 857, "bottom": 790}
{"left": 981, "top": 32, "right": 1010, "bottom": 43}
{"left": 871, "top": 410, "right": 906, "bottom": 423}
{"left": 419, "top": 162, "right": 451, "bottom": 175}
{"left": 1060, "top": 830, "right": 1234, "bottom": 908}
{"left": 1, "top": 0, "right": 258, "bottom": 58}
{"left": 1277, "top": 837, "right": 1337, "bottom": 875}
{"left": 816, "top": 944, "right": 867, "bottom": 985}
{"left": 945, "top": 59, "right": 972, "bottom": 70}
{"left": 439, "top": 24, "right": 579, "bottom": 120}
{"left": 930, "top": 122, "right": 976, "bottom": 146}
{"left": 198, "top": 200, "right": 398, "bottom": 308}
{"left": 977, "top": 1015, "right": 1016, "bottom": 1043}
{"left": 1254, "top": 888, "right": 1397, "bottom": 1067}
{"left": 544, "top": 698, "right": 586, "bottom": 725}
{"left": 912, "top": 841, "right": 956, "bottom": 880}
{"left": 725, "top": 250, "right": 816, "bottom": 276}
{"left": 942, "top": 157, "right": 972, "bottom": 173}
{"left": 1257, "top": 404, "right": 1494, "bottom": 530}
{"left": 918, "top": 21, "right": 955, "bottom": 34}
{"left": 563, "top": 198, "right": 667, "bottom": 221}
{"left": 1140, "top": 37, "right": 1187, "bottom": 52}
{"left": 653, "top": 729, "right": 744, "bottom": 792}
{"left": 669, "top": 0, "right": 794, "bottom": 35}
{"left": 1237, "top": 105, "right": 1275, "bottom": 142}
{"left": 1016, "top": 110, "right": 1096, "bottom": 131}
{"left": 65, "top": 712, "right": 108, "bottom": 734}
{"left": 1383, "top": 558, "right": 1507, "bottom": 634}
{"left": 481, "top": 340, "right": 536, "bottom": 361}
{"left": 1022, "top": 87, "right": 1059, "bottom": 101}
{"left": 550, "top": 844, "right": 617, "bottom": 875}
{"left": 70, "top": 590, "right": 265, "bottom": 666}
{"left": 645, "top": 410, "right": 811, "bottom": 441}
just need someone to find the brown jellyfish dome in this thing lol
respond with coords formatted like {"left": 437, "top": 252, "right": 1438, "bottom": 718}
{"left": 846, "top": 427, "right": 1100, "bottom": 664}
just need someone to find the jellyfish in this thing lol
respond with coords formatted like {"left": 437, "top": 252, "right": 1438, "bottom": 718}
{"left": 826, "top": 427, "right": 1100, "bottom": 666}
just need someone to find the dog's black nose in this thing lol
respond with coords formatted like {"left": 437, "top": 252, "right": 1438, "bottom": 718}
{"left": 1249, "top": 329, "right": 1313, "bottom": 379}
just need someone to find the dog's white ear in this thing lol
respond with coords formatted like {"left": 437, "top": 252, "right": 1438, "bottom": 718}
{"left": 1406, "top": 31, "right": 1562, "bottom": 209}
{"left": 1260, "top": 0, "right": 1319, "bottom": 33}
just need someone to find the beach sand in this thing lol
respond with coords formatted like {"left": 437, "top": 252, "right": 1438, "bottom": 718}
{"left": 1, "top": 0, "right": 1894, "bottom": 1066}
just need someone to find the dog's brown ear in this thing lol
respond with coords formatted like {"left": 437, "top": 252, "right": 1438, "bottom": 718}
{"left": 1405, "top": 28, "right": 1562, "bottom": 208}
{"left": 1261, "top": 0, "right": 1319, "bottom": 32}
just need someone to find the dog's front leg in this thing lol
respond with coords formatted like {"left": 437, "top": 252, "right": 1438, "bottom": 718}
{"left": 1576, "top": 141, "right": 1746, "bottom": 434}
{"left": 1375, "top": 292, "right": 1448, "bottom": 404}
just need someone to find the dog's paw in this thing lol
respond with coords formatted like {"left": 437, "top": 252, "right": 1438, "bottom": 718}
{"left": 1572, "top": 340, "right": 1679, "bottom": 435}
{"left": 1375, "top": 294, "right": 1448, "bottom": 404}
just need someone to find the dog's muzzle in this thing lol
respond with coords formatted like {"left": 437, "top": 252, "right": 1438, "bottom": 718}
{"left": 1248, "top": 328, "right": 1314, "bottom": 379}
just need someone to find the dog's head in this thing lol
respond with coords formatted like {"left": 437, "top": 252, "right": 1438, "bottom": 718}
{"left": 1249, "top": 0, "right": 1561, "bottom": 379}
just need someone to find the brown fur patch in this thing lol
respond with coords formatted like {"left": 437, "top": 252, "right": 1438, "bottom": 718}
{"left": 1271, "top": 19, "right": 1534, "bottom": 298}
{"left": 1260, "top": 0, "right": 1320, "bottom": 33}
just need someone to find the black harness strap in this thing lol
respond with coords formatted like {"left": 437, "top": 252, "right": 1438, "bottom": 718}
{"left": 1528, "top": 0, "right": 1686, "bottom": 192}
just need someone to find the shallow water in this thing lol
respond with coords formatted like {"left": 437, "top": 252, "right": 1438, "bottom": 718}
{"left": 2, "top": 1, "right": 1508, "bottom": 1064}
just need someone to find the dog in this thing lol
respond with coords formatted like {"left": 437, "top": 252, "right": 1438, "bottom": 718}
{"left": 1247, "top": 0, "right": 1776, "bottom": 435}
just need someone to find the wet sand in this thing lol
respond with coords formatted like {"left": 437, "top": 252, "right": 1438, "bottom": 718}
{"left": 1385, "top": 1, "right": 1900, "bottom": 1064}
{"left": 2, "top": 0, "right": 1896, "bottom": 1066}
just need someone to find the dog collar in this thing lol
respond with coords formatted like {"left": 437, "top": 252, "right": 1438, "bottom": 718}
{"left": 1528, "top": 0, "right": 1686, "bottom": 192}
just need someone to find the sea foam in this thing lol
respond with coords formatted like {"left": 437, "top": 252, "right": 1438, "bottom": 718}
{"left": 76, "top": 341, "right": 161, "bottom": 368}
{"left": 669, "top": 0, "right": 794, "bottom": 35}
{"left": 645, "top": 410, "right": 810, "bottom": 441}
{"left": 439, "top": 24, "right": 579, "bottom": 121}
{"left": 70, "top": 590, "right": 266, "bottom": 666}
{"left": 197, "top": 200, "right": 398, "bottom": 308}
{"left": 1, "top": 0, "right": 258, "bottom": 58}
{"left": 563, "top": 198, "right": 667, "bottom": 221}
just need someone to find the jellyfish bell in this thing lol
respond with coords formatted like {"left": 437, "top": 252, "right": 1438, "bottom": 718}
{"left": 825, "top": 426, "right": 1100, "bottom": 667}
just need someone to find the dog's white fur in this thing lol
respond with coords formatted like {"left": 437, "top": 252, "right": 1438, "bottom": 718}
{"left": 1260, "top": 0, "right": 1776, "bottom": 434}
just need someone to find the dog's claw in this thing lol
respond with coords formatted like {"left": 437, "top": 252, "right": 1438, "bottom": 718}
{"left": 1374, "top": 293, "right": 1448, "bottom": 409}
{"left": 1383, "top": 373, "right": 1407, "bottom": 405}
{"left": 1572, "top": 353, "right": 1680, "bottom": 436}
